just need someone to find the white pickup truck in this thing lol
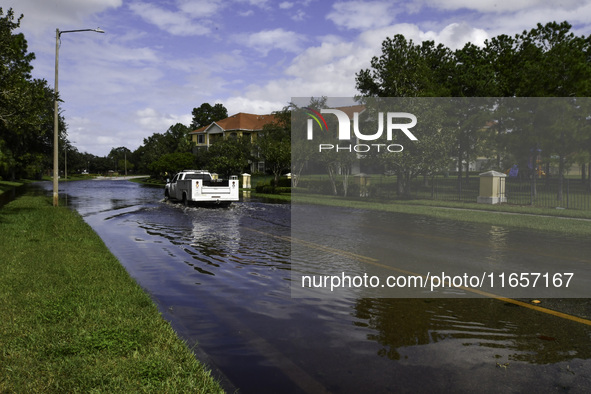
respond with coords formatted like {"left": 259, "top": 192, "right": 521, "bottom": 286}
{"left": 164, "top": 170, "right": 239, "bottom": 206}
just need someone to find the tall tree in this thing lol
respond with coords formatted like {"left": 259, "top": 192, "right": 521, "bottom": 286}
{"left": 0, "top": 8, "right": 61, "bottom": 179}
{"left": 205, "top": 137, "right": 251, "bottom": 178}
{"left": 356, "top": 36, "right": 454, "bottom": 98}
{"left": 108, "top": 146, "right": 133, "bottom": 174}
{"left": 190, "top": 103, "right": 228, "bottom": 129}
{"left": 132, "top": 123, "right": 191, "bottom": 175}
{"left": 258, "top": 109, "right": 291, "bottom": 184}
{"left": 355, "top": 38, "right": 457, "bottom": 193}
{"left": 289, "top": 100, "right": 324, "bottom": 188}
{"left": 511, "top": 23, "right": 591, "bottom": 199}
{"left": 148, "top": 152, "right": 195, "bottom": 177}
{"left": 355, "top": 21, "right": 591, "bottom": 199}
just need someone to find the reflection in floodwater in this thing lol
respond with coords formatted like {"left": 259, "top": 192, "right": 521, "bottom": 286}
{"left": 355, "top": 298, "right": 591, "bottom": 365}
{"left": 292, "top": 204, "right": 591, "bottom": 299}
{"left": 33, "top": 180, "right": 591, "bottom": 393}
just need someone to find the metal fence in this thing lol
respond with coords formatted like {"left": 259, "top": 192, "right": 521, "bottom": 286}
{"left": 356, "top": 175, "right": 591, "bottom": 210}
{"left": 368, "top": 176, "right": 480, "bottom": 203}
{"left": 300, "top": 174, "right": 591, "bottom": 210}
{"left": 504, "top": 177, "right": 591, "bottom": 210}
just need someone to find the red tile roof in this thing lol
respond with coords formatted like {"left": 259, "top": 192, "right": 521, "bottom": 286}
{"left": 190, "top": 105, "right": 365, "bottom": 134}
{"left": 190, "top": 112, "right": 277, "bottom": 134}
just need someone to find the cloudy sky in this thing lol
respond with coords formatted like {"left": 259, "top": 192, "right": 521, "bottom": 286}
{"left": 5, "top": 0, "right": 591, "bottom": 156}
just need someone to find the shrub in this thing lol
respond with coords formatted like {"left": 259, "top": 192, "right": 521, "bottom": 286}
{"left": 270, "top": 178, "right": 292, "bottom": 187}
{"left": 255, "top": 183, "right": 291, "bottom": 194}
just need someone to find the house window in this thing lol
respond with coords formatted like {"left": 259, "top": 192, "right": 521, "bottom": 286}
{"left": 197, "top": 134, "right": 205, "bottom": 144}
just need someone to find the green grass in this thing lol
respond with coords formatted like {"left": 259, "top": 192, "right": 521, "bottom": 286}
{"left": 298, "top": 173, "right": 591, "bottom": 210}
{"left": 291, "top": 193, "right": 591, "bottom": 238}
{"left": 0, "top": 194, "right": 224, "bottom": 393}
{"left": 39, "top": 175, "right": 91, "bottom": 182}
{"left": 251, "top": 192, "right": 291, "bottom": 202}
{"left": 0, "top": 180, "right": 24, "bottom": 195}
{"left": 129, "top": 177, "right": 164, "bottom": 187}
{"left": 369, "top": 197, "right": 591, "bottom": 219}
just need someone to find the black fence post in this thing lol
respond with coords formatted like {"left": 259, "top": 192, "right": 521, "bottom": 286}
{"left": 567, "top": 178, "right": 570, "bottom": 209}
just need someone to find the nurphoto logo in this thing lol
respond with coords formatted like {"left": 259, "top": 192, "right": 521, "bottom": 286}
{"left": 306, "top": 108, "right": 418, "bottom": 153}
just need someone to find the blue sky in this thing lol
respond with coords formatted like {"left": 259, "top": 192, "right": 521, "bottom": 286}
{"left": 5, "top": 0, "right": 591, "bottom": 156}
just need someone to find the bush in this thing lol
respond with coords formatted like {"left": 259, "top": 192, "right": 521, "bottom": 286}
{"left": 254, "top": 183, "right": 291, "bottom": 194}
{"left": 296, "top": 179, "right": 341, "bottom": 195}
{"left": 270, "top": 178, "right": 292, "bottom": 187}
{"left": 255, "top": 184, "right": 275, "bottom": 194}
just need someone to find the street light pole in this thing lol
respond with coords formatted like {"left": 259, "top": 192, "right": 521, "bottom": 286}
{"left": 53, "top": 29, "right": 60, "bottom": 206}
{"left": 53, "top": 27, "right": 104, "bottom": 206}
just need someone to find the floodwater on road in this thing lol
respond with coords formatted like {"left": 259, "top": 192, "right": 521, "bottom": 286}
{"left": 35, "top": 180, "right": 591, "bottom": 393}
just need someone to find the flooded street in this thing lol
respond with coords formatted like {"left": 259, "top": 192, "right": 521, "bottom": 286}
{"left": 36, "top": 179, "right": 591, "bottom": 393}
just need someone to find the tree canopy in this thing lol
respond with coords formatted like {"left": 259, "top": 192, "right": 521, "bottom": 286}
{"left": 355, "top": 21, "right": 591, "bottom": 196}
{"left": 258, "top": 109, "right": 291, "bottom": 183}
{"left": 190, "top": 103, "right": 228, "bottom": 130}
{"left": 356, "top": 21, "right": 591, "bottom": 99}
{"left": 0, "top": 8, "right": 64, "bottom": 180}
{"left": 204, "top": 137, "right": 251, "bottom": 178}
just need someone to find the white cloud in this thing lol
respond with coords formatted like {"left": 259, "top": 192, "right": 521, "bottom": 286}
{"left": 417, "top": 0, "right": 579, "bottom": 14}
{"left": 474, "top": 1, "right": 591, "bottom": 38}
{"left": 279, "top": 2, "right": 295, "bottom": 9}
{"left": 235, "top": 28, "right": 307, "bottom": 55}
{"left": 224, "top": 97, "right": 285, "bottom": 115}
{"left": 129, "top": 2, "right": 211, "bottom": 36}
{"left": 438, "top": 22, "right": 488, "bottom": 49}
{"left": 239, "top": 20, "right": 494, "bottom": 106}
{"left": 241, "top": 0, "right": 271, "bottom": 9}
{"left": 135, "top": 108, "right": 191, "bottom": 133}
{"left": 178, "top": 0, "right": 224, "bottom": 18}
{"left": 291, "top": 10, "right": 307, "bottom": 21}
{"left": 327, "top": 1, "right": 398, "bottom": 30}
{"left": 286, "top": 40, "right": 359, "bottom": 79}
{"left": 3, "top": 0, "right": 122, "bottom": 36}
{"left": 10, "top": 0, "right": 591, "bottom": 159}
{"left": 407, "top": 0, "right": 591, "bottom": 38}
{"left": 358, "top": 22, "right": 489, "bottom": 50}
{"left": 96, "top": 135, "right": 118, "bottom": 146}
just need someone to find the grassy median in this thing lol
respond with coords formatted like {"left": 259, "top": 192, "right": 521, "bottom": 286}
{"left": 0, "top": 180, "right": 24, "bottom": 195}
{"left": 0, "top": 194, "right": 223, "bottom": 393}
{"left": 290, "top": 193, "right": 591, "bottom": 237}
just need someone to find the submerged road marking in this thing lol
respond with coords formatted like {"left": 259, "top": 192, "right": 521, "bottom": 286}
{"left": 245, "top": 227, "right": 591, "bottom": 327}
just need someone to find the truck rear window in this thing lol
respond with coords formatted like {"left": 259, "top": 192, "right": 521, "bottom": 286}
{"left": 184, "top": 174, "right": 212, "bottom": 181}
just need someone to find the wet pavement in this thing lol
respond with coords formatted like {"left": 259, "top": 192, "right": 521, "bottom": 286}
{"left": 31, "top": 180, "right": 591, "bottom": 393}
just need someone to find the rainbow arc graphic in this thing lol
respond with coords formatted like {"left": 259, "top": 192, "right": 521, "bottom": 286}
{"left": 304, "top": 107, "right": 329, "bottom": 132}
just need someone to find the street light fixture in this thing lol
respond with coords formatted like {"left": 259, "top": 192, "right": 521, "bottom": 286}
{"left": 53, "top": 27, "right": 104, "bottom": 206}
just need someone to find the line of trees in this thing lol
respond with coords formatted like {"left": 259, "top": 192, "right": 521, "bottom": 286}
{"left": 334, "top": 21, "right": 591, "bottom": 198}
{"left": 102, "top": 103, "right": 291, "bottom": 180}
{"left": 0, "top": 7, "right": 289, "bottom": 182}
{"left": 130, "top": 105, "right": 290, "bottom": 180}
{"left": 0, "top": 8, "right": 67, "bottom": 181}
{"left": 4, "top": 8, "right": 589, "bottom": 193}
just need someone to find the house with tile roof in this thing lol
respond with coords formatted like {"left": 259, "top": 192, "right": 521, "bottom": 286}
{"left": 188, "top": 105, "right": 368, "bottom": 175}
{"left": 189, "top": 112, "right": 277, "bottom": 173}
